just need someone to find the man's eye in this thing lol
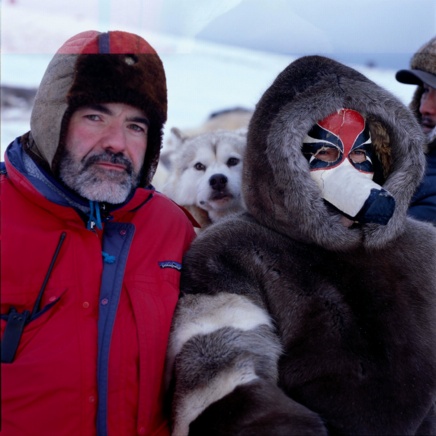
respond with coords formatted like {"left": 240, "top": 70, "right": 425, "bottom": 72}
{"left": 128, "top": 124, "right": 146, "bottom": 133}
{"left": 313, "top": 146, "right": 340, "bottom": 163}
{"left": 194, "top": 162, "right": 206, "bottom": 171}
{"left": 85, "top": 114, "right": 101, "bottom": 121}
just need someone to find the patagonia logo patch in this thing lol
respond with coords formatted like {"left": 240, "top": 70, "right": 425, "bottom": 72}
{"left": 159, "top": 260, "right": 182, "bottom": 271}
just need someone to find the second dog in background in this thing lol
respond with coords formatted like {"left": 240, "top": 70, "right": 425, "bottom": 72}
{"left": 162, "top": 128, "right": 247, "bottom": 229}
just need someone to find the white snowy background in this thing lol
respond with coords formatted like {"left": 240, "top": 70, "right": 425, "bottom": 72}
{"left": 2, "top": 0, "right": 434, "bottom": 176}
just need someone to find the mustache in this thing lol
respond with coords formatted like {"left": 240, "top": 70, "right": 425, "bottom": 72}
{"left": 83, "top": 151, "right": 133, "bottom": 174}
{"left": 421, "top": 116, "right": 436, "bottom": 127}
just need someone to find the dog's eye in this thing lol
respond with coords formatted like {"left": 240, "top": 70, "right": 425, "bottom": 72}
{"left": 194, "top": 162, "right": 206, "bottom": 171}
{"left": 227, "top": 157, "right": 240, "bottom": 167}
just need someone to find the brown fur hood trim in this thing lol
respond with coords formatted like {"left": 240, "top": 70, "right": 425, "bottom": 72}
{"left": 28, "top": 30, "right": 167, "bottom": 186}
{"left": 243, "top": 55, "right": 425, "bottom": 251}
{"left": 406, "top": 36, "right": 436, "bottom": 118}
{"left": 403, "top": 37, "right": 436, "bottom": 152}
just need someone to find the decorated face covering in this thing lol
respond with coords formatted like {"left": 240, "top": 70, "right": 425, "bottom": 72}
{"left": 302, "top": 108, "right": 395, "bottom": 225}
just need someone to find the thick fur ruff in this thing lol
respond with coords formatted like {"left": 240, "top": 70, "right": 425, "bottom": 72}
{"left": 167, "top": 56, "right": 436, "bottom": 436}
{"left": 244, "top": 55, "right": 425, "bottom": 251}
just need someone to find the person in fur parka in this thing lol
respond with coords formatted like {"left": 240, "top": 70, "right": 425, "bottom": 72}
{"left": 397, "top": 36, "right": 436, "bottom": 150}
{"left": 166, "top": 55, "right": 436, "bottom": 435}
{"left": 396, "top": 36, "right": 436, "bottom": 224}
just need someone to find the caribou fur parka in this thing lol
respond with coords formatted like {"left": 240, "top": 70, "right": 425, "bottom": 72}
{"left": 166, "top": 55, "right": 436, "bottom": 436}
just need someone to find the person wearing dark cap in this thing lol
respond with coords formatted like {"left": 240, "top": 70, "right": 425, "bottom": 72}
{"left": 396, "top": 36, "right": 436, "bottom": 225}
{"left": 0, "top": 30, "right": 196, "bottom": 435}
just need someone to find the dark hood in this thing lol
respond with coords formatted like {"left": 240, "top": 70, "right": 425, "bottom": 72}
{"left": 243, "top": 55, "right": 425, "bottom": 251}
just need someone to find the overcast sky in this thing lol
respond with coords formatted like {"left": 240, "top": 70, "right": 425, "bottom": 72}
{"left": 152, "top": 0, "right": 436, "bottom": 69}
{"left": 3, "top": 0, "right": 435, "bottom": 69}
{"left": 193, "top": 0, "right": 436, "bottom": 69}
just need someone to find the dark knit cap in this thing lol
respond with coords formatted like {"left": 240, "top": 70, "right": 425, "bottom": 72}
{"left": 29, "top": 30, "right": 167, "bottom": 186}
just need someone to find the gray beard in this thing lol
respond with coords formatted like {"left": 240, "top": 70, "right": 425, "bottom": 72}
{"left": 58, "top": 149, "right": 140, "bottom": 204}
{"left": 426, "top": 126, "right": 436, "bottom": 146}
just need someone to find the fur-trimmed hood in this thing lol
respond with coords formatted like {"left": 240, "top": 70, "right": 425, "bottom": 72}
{"left": 243, "top": 55, "right": 425, "bottom": 251}
{"left": 26, "top": 30, "right": 167, "bottom": 187}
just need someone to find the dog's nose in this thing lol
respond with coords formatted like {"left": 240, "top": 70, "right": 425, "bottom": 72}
{"left": 209, "top": 174, "right": 228, "bottom": 191}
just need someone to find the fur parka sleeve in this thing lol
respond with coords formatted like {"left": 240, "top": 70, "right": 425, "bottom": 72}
{"left": 165, "top": 218, "right": 327, "bottom": 435}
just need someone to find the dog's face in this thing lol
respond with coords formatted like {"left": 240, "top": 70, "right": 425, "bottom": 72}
{"left": 163, "top": 129, "right": 247, "bottom": 223}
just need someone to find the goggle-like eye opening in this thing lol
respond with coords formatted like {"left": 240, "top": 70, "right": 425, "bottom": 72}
{"left": 312, "top": 146, "right": 340, "bottom": 163}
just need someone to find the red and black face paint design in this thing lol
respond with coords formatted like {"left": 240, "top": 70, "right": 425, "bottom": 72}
{"left": 302, "top": 109, "right": 373, "bottom": 174}
{"left": 302, "top": 109, "right": 395, "bottom": 226}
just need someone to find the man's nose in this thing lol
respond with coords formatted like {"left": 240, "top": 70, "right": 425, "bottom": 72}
{"left": 420, "top": 88, "right": 436, "bottom": 116}
{"left": 101, "top": 124, "right": 127, "bottom": 153}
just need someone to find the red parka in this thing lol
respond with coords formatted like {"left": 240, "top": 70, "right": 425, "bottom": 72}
{"left": 1, "top": 30, "right": 196, "bottom": 435}
{"left": 1, "top": 140, "right": 195, "bottom": 435}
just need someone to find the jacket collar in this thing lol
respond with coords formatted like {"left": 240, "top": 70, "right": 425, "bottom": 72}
{"left": 5, "top": 137, "right": 154, "bottom": 224}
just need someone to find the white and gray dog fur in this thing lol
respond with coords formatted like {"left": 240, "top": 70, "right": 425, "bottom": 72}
{"left": 161, "top": 128, "right": 247, "bottom": 228}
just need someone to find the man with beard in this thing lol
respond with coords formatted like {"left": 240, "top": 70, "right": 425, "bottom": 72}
{"left": 1, "top": 30, "right": 196, "bottom": 435}
{"left": 396, "top": 36, "right": 436, "bottom": 225}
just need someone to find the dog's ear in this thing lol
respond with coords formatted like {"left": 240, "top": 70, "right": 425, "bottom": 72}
{"left": 160, "top": 127, "right": 188, "bottom": 170}
{"left": 170, "top": 127, "right": 188, "bottom": 142}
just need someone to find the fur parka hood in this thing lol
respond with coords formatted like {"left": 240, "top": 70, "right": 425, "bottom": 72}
{"left": 26, "top": 30, "right": 167, "bottom": 187}
{"left": 243, "top": 55, "right": 425, "bottom": 252}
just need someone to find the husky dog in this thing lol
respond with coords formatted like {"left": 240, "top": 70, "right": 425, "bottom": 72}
{"left": 159, "top": 107, "right": 252, "bottom": 170}
{"left": 162, "top": 128, "right": 247, "bottom": 228}
{"left": 152, "top": 107, "right": 252, "bottom": 193}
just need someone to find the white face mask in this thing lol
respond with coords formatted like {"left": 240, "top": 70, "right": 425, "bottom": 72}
{"left": 302, "top": 108, "right": 395, "bottom": 225}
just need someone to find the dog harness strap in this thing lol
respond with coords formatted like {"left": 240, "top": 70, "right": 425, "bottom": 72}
{"left": 1, "top": 232, "right": 66, "bottom": 363}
